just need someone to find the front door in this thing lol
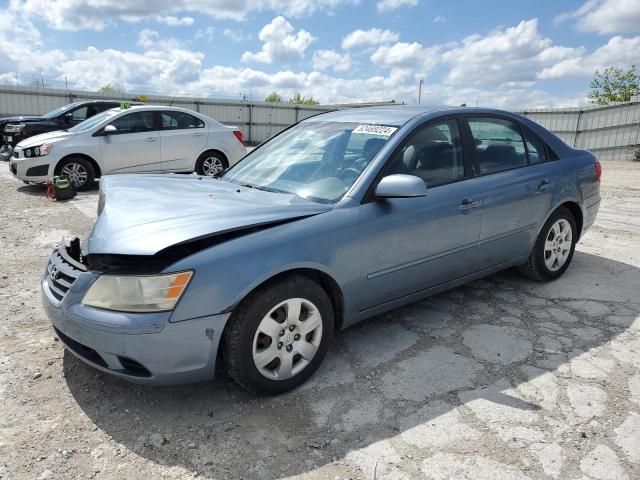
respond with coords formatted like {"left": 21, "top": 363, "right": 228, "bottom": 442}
{"left": 99, "top": 111, "right": 162, "bottom": 173}
{"left": 355, "top": 118, "right": 483, "bottom": 311}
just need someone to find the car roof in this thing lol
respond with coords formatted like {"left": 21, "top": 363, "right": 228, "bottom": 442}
{"left": 103, "top": 105, "right": 195, "bottom": 113}
{"left": 304, "top": 105, "right": 534, "bottom": 127}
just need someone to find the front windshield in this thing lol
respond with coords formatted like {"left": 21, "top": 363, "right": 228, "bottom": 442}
{"left": 223, "top": 121, "right": 398, "bottom": 203}
{"left": 68, "top": 110, "right": 117, "bottom": 133}
{"left": 43, "top": 104, "right": 76, "bottom": 119}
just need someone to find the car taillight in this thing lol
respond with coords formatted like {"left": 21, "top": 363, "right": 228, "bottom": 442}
{"left": 233, "top": 130, "right": 244, "bottom": 143}
{"left": 595, "top": 160, "right": 602, "bottom": 182}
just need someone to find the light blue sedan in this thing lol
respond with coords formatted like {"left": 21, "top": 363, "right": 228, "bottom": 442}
{"left": 41, "top": 106, "right": 601, "bottom": 393}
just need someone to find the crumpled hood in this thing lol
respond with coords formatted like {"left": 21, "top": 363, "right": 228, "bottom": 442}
{"left": 87, "top": 174, "right": 332, "bottom": 256}
{"left": 17, "top": 130, "right": 76, "bottom": 148}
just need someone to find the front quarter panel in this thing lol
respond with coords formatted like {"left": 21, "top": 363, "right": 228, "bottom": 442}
{"left": 167, "top": 206, "right": 361, "bottom": 323}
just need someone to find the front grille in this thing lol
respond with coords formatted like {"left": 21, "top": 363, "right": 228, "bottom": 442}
{"left": 26, "top": 164, "right": 49, "bottom": 177}
{"left": 10, "top": 163, "right": 16, "bottom": 175}
{"left": 46, "top": 246, "right": 86, "bottom": 302}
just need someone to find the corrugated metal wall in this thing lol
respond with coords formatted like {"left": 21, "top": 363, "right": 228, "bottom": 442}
{"left": 0, "top": 85, "right": 335, "bottom": 144}
{"left": 1, "top": 85, "right": 639, "bottom": 159}
{"left": 518, "top": 99, "right": 640, "bottom": 161}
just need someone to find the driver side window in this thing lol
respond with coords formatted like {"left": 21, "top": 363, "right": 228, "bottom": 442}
{"left": 389, "top": 120, "right": 465, "bottom": 188}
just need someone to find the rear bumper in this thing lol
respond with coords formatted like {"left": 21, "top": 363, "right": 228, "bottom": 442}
{"left": 41, "top": 268, "right": 230, "bottom": 385}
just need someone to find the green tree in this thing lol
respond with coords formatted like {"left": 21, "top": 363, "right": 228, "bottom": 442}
{"left": 97, "top": 84, "right": 119, "bottom": 95}
{"left": 264, "top": 91, "right": 283, "bottom": 103}
{"left": 588, "top": 65, "right": 639, "bottom": 106}
{"left": 288, "top": 93, "right": 318, "bottom": 105}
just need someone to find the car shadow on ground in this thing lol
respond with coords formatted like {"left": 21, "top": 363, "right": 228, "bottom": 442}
{"left": 63, "top": 251, "right": 639, "bottom": 479}
{"left": 17, "top": 181, "right": 100, "bottom": 197}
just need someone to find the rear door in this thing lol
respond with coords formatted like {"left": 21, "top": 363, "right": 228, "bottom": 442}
{"left": 159, "top": 110, "right": 207, "bottom": 171}
{"left": 355, "top": 117, "right": 484, "bottom": 310}
{"left": 463, "top": 115, "right": 560, "bottom": 266}
{"left": 98, "top": 110, "right": 162, "bottom": 173}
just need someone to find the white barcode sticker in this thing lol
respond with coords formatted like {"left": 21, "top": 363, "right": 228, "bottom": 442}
{"left": 353, "top": 124, "right": 398, "bottom": 137}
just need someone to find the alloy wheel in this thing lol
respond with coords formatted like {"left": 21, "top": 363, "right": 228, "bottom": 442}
{"left": 544, "top": 219, "right": 572, "bottom": 271}
{"left": 201, "top": 156, "right": 224, "bottom": 176}
{"left": 252, "top": 298, "right": 323, "bottom": 380}
{"left": 60, "top": 162, "right": 88, "bottom": 187}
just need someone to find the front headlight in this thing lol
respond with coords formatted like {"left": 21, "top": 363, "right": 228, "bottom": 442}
{"left": 23, "top": 143, "right": 52, "bottom": 158}
{"left": 4, "top": 123, "right": 25, "bottom": 133}
{"left": 82, "top": 271, "right": 193, "bottom": 313}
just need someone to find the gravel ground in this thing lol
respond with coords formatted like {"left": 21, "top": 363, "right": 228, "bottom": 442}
{"left": 0, "top": 162, "right": 639, "bottom": 480}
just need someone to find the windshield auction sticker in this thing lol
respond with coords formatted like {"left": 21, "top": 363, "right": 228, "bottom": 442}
{"left": 353, "top": 124, "right": 398, "bottom": 137}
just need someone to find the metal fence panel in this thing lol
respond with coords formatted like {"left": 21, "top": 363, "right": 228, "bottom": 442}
{"left": 2, "top": 85, "right": 639, "bottom": 158}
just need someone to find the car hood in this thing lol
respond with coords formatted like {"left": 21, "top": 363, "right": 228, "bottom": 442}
{"left": 17, "top": 130, "right": 76, "bottom": 148}
{"left": 87, "top": 175, "right": 332, "bottom": 256}
{"left": 1, "top": 115, "right": 46, "bottom": 125}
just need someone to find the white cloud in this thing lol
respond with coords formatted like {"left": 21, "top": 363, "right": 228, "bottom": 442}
{"left": 538, "top": 35, "right": 640, "bottom": 78}
{"left": 341, "top": 28, "right": 399, "bottom": 49}
{"left": 223, "top": 29, "right": 247, "bottom": 42}
{"left": 555, "top": 0, "right": 640, "bottom": 35}
{"left": 17, "top": 0, "right": 359, "bottom": 30}
{"left": 312, "top": 49, "right": 352, "bottom": 72}
{"left": 441, "top": 19, "right": 581, "bottom": 87}
{"left": 371, "top": 42, "right": 441, "bottom": 73}
{"left": 195, "top": 27, "right": 216, "bottom": 43}
{"left": 155, "top": 15, "right": 194, "bottom": 26}
{"left": 376, "top": 0, "right": 418, "bottom": 12}
{"left": 433, "top": 16, "right": 446, "bottom": 24}
{"left": 241, "top": 16, "right": 314, "bottom": 64}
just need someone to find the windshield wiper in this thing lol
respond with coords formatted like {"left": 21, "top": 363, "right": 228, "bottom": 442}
{"left": 240, "top": 183, "right": 283, "bottom": 193}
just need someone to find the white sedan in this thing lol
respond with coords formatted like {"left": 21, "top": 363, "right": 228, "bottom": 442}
{"left": 9, "top": 105, "right": 247, "bottom": 189}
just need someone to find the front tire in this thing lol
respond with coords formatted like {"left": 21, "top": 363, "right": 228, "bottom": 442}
{"left": 196, "top": 151, "right": 228, "bottom": 176}
{"left": 223, "top": 275, "right": 334, "bottom": 394}
{"left": 57, "top": 157, "right": 95, "bottom": 191}
{"left": 518, "top": 207, "right": 577, "bottom": 281}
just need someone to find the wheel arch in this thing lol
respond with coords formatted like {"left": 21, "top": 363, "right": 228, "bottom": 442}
{"left": 225, "top": 267, "right": 345, "bottom": 333}
{"left": 196, "top": 148, "right": 229, "bottom": 167}
{"left": 536, "top": 199, "right": 584, "bottom": 242}
{"left": 56, "top": 153, "right": 102, "bottom": 178}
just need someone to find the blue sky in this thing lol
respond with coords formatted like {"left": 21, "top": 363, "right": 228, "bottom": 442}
{"left": 1, "top": 0, "right": 639, "bottom": 107}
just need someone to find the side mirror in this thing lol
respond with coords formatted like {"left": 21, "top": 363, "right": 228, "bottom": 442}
{"left": 64, "top": 112, "right": 73, "bottom": 123}
{"left": 97, "top": 125, "right": 117, "bottom": 136}
{"left": 375, "top": 174, "right": 427, "bottom": 199}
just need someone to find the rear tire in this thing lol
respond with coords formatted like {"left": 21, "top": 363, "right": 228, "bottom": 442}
{"left": 196, "top": 151, "right": 228, "bottom": 176}
{"left": 223, "top": 275, "right": 334, "bottom": 394}
{"left": 56, "top": 157, "right": 95, "bottom": 191}
{"left": 518, "top": 207, "right": 577, "bottom": 281}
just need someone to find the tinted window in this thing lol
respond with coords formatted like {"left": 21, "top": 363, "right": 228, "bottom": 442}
{"left": 389, "top": 120, "right": 464, "bottom": 187}
{"left": 468, "top": 118, "right": 527, "bottom": 174}
{"left": 161, "top": 111, "right": 204, "bottom": 130}
{"left": 110, "top": 112, "right": 156, "bottom": 134}
{"left": 71, "top": 107, "right": 88, "bottom": 121}
{"left": 523, "top": 131, "right": 548, "bottom": 164}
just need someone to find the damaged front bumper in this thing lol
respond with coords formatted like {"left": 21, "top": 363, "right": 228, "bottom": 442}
{"left": 41, "top": 244, "right": 230, "bottom": 385}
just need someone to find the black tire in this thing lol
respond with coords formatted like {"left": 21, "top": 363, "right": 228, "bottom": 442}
{"left": 518, "top": 207, "right": 577, "bottom": 281}
{"left": 56, "top": 157, "right": 95, "bottom": 191}
{"left": 195, "top": 151, "right": 228, "bottom": 176}
{"left": 223, "top": 274, "right": 334, "bottom": 394}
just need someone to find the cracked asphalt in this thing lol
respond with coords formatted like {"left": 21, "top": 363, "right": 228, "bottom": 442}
{"left": 0, "top": 161, "right": 638, "bottom": 480}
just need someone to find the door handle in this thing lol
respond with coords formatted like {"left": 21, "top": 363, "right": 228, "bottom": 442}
{"left": 192, "top": 133, "right": 203, "bottom": 137}
{"left": 458, "top": 199, "right": 481, "bottom": 211}
{"left": 538, "top": 179, "right": 552, "bottom": 190}
{"left": 146, "top": 137, "right": 158, "bottom": 142}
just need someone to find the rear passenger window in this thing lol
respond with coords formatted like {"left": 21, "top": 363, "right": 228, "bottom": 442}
{"left": 523, "top": 131, "right": 548, "bottom": 164}
{"left": 161, "top": 111, "right": 204, "bottom": 130}
{"left": 389, "top": 120, "right": 464, "bottom": 187}
{"left": 468, "top": 118, "right": 527, "bottom": 174}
